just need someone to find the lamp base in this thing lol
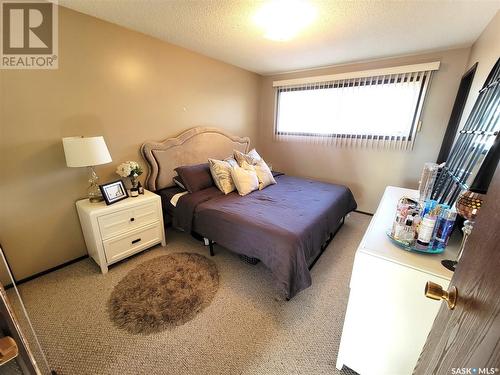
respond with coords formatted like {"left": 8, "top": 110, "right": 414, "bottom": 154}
{"left": 88, "top": 166, "right": 103, "bottom": 203}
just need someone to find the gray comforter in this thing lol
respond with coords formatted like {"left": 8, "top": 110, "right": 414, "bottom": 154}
{"left": 173, "top": 175, "right": 357, "bottom": 298}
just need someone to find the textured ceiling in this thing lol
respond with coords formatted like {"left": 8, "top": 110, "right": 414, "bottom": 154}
{"left": 60, "top": 1, "right": 499, "bottom": 75}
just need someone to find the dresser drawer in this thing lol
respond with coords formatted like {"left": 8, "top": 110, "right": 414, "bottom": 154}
{"left": 98, "top": 201, "right": 159, "bottom": 240}
{"left": 103, "top": 222, "right": 162, "bottom": 264}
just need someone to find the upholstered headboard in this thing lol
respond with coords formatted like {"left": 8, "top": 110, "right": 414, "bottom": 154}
{"left": 141, "top": 127, "right": 250, "bottom": 191}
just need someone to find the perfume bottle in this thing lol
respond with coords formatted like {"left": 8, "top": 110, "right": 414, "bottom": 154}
{"left": 402, "top": 216, "right": 416, "bottom": 243}
{"left": 418, "top": 163, "right": 439, "bottom": 205}
{"left": 417, "top": 214, "right": 436, "bottom": 247}
{"left": 138, "top": 181, "right": 144, "bottom": 195}
{"left": 422, "top": 199, "right": 438, "bottom": 217}
{"left": 430, "top": 208, "right": 457, "bottom": 250}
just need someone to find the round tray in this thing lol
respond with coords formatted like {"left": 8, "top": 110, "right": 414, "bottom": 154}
{"left": 386, "top": 230, "right": 444, "bottom": 254}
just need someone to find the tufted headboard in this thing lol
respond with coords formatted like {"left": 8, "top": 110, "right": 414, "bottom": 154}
{"left": 141, "top": 127, "right": 250, "bottom": 191}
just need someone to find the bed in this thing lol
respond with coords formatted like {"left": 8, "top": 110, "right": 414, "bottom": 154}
{"left": 141, "top": 127, "right": 357, "bottom": 299}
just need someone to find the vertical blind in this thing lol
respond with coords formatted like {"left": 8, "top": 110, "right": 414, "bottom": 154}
{"left": 273, "top": 64, "right": 438, "bottom": 149}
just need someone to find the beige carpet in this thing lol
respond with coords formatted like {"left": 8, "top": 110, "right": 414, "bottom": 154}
{"left": 15, "top": 212, "right": 370, "bottom": 375}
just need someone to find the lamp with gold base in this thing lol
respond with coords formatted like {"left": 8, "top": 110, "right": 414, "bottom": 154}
{"left": 62, "top": 136, "right": 112, "bottom": 202}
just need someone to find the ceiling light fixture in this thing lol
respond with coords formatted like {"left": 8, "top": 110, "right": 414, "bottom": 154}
{"left": 253, "top": 0, "right": 317, "bottom": 42}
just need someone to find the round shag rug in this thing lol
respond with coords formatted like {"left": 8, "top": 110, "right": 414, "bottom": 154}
{"left": 108, "top": 253, "right": 219, "bottom": 334}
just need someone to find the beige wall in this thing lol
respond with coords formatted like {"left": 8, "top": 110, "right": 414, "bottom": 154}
{"left": 259, "top": 48, "right": 471, "bottom": 213}
{"left": 0, "top": 6, "right": 261, "bottom": 281}
{"left": 459, "top": 12, "right": 499, "bottom": 132}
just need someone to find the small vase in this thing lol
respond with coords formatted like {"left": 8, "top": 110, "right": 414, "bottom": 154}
{"left": 129, "top": 175, "right": 139, "bottom": 190}
{"left": 129, "top": 175, "right": 139, "bottom": 197}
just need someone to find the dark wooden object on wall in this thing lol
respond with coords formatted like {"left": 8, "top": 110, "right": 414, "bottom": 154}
{"left": 436, "top": 63, "right": 477, "bottom": 163}
{"left": 432, "top": 58, "right": 499, "bottom": 205}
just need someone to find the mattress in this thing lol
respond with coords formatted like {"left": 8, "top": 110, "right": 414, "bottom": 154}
{"left": 156, "top": 185, "right": 185, "bottom": 226}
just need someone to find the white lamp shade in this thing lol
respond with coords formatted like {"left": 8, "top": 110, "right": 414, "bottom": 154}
{"left": 62, "top": 136, "right": 112, "bottom": 167}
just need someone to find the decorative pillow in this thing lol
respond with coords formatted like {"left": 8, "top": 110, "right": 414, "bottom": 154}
{"left": 174, "top": 163, "right": 214, "bottom": 193}
{"left": 254, "top": 159, "right": 276, "bottom": 190}
{"left": 208, "top": 158, "right": 235, "bottom": 194}
{"left": 230, "top": 162, "right": 259, "bottom": 196}
{"left": 234, "top": 149, "right": 262, "bottom": 166}
{"left": 173, "top": 175, "right": 186, "bottom": 190}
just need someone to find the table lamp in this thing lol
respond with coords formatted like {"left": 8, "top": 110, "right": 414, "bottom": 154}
{"left": 62, "top": 136, "right": 112, "bottom": 202}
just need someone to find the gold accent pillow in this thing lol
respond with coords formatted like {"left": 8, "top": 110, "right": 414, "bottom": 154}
{"left": 254, "top": 159, "right": 276, "bottom": 190}
{"left": 234, "top": 149, "right": 262, "bottom": 166}
{"left": 208, "top": 158, "right": 235, "bottom": 194}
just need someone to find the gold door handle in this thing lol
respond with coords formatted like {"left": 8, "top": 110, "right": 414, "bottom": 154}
{"left": 425, "top": 281, "right": 458, "bottom": 310}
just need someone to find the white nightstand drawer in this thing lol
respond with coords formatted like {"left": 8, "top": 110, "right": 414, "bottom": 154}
{"left": 98, "top": 201, "right": 159, "bottom": 240}
{"left": 103, "top": 222, "right": 162, "bottom": 264}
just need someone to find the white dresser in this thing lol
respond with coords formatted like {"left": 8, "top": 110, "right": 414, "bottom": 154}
{"left": 76, "top": 190, "right": 166, "bottom": 274}
{"left": 336, "top": 186, "right": 459, "bottom": 375}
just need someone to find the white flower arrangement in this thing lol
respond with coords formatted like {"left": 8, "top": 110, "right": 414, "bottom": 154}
{"left": 116, "top": 161, "right": 143, "bottom": 178}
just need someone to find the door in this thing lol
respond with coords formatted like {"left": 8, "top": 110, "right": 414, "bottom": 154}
{"left": 0, "top": 246, "right": 54, "bottom": 374}
{"left": 413, "top": 164, "right": 500, "bottom": 373}
{"left": 0, "top": 284, "right": 40, "bottom": 374}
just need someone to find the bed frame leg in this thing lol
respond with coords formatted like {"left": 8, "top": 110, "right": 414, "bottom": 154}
{"left": 308, "top": 215, "right": 346, "bottom": 271}
{"left": 209, "top": 240, "right": 214, "bottom": 256}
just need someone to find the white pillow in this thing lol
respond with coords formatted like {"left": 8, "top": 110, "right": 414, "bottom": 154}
{"left": 208, "top": 158, "right": 235, "bottom": 194}
{"left": 254, "top": 159, "right": 276, "bottom": 190}
{"left": 230, "top": 162, "right": 259, "bottom": 196}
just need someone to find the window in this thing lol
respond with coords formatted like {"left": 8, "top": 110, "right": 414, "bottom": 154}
{"left": 274, "top": 63, "right": 439, "bottom": 149}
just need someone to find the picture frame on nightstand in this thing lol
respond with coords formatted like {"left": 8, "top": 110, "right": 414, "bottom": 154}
{"left": 99, "top": 180, "right": 128, "bottom": 205}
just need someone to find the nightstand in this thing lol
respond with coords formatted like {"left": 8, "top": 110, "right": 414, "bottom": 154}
{"left": 76, "top": 190, "right": 166, "bottom": 274}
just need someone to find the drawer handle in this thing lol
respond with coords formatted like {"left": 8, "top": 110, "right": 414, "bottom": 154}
{"left": 131, "top": 238, "right": 141, "bottom": 244}
{"left": 130, "top": 218, "right": 135, "bottom": 222}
